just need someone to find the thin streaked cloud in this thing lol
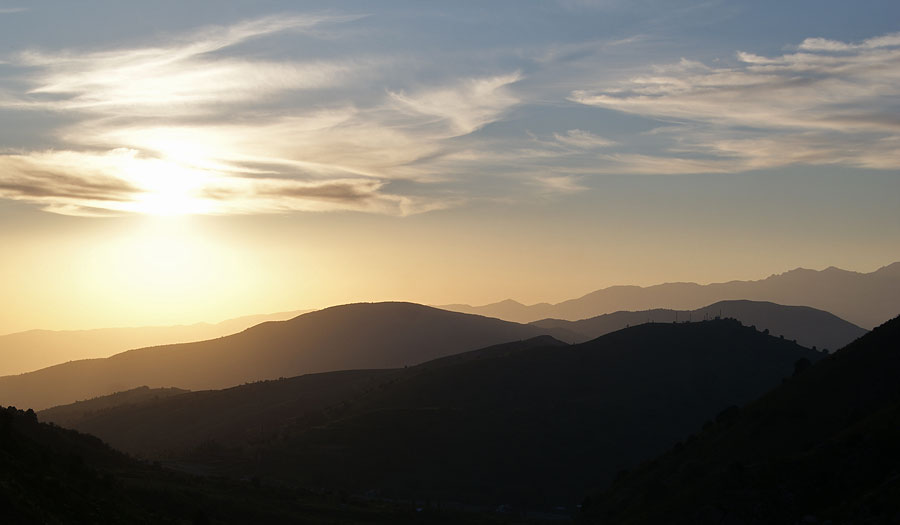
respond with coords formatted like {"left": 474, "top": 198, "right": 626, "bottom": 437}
{"left": 798, "top": 32, "right": 900, "bottom": 51}
{"left": 10, "top": 14, "right": 359, "bottom": 114}
{"left": 534, "top": 174, "right": 588, "bottom": 193}
{"left": 0, "top": 149, "right": 444, "bottom": 217}
{"left": 389, "top": 73, "right": 522, "bottom": 136}
{"left": 553, "top": 129, "right": 616, "bottom": 149}
{"left": 570, "top": 32, "right": 900, "bottom": 173}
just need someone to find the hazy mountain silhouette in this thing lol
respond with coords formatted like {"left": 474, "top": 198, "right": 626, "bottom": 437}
{"left": 44, "top": 320, "right": 822, "bottom": 508}
{"left": 444, "top": 262, "right": 900, "bottom": 329}
{"left": 0, "top": 309, "right": 310, "bottom": 376}
{"left": 0, "top": 405, "right": 498, "bottom": 523}
{"left": 532, "top": 300, "right": 866, "bottom": 351}
{"left": 583, "top": 314, "right": 900, "bottom": 524}
{"left": 0, "top": 302, "right": 576, "bottom": 411}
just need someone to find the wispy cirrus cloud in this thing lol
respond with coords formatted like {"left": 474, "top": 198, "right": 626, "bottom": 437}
{"left": 0, "top": 14, "right": 524, "bottom": 216}
{"left": 533, "top": 174, "right": 588, "bottom": 193}
{"left": 389, "top": 73, "right": 521, "bottom": 135}
{"left": 570, "top": 32, "right": 900, "bottom": 173}
{"left": 797, "top": 33, "right": 900, "bottom": 52}
{"left": 10, "top": 14, "right": 359, "bottom": 114}
{"left": 553, "top": 129, "right": 616, "bottom": 149}
{"left": 0, "top": 149, "right": 440, "bottom": 217}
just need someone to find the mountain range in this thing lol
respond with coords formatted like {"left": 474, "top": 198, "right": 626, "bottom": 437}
{"left": 0, "top": 302, "right": 577, "bottom": 411}
{"left": 3, "top": 262, "right": 887, "bottom": 379}
{"left": 41, "top": 319, "right": 824, "bottom": 508}
{"left": 12, "top": 293, "right": 896, "bottom": 518}
{"left": 533, "top": 300, "right": 866, "bottom": 351}
{"left": 443, "top": 263, "right": 900, "bottom": 329}
{"left": 2, "top": 301, "right": 864, "bottom": 412}
{"left": 2, "top": 262, "right": 889, "bottom": 379}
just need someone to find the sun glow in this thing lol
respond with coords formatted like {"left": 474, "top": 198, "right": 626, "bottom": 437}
{"left": 127, "top": 159, "right": 216, "bottom": 216}
{"left": 83, "top": 217, "right": 254, "bottom": 323}
{"left": 104, "top": 148, "right": 219, "bottom": 216}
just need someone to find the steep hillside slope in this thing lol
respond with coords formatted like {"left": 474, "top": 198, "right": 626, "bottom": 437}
{"left": 583, "top": 314, "right": 900, "bottom": 524}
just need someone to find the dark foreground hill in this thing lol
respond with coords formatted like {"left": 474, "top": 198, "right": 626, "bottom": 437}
{"left": 46, "top": 320, "right": 823, "bottom": 510}
{"left": 40, "top": 370, "right": 398, "bottom": 457}
{"left": 0, "top": 406, "right": 533, "bottom": 524}
{"left": 533, "top": 300, "right": 866, "bottom": 351}
{"left": 582, "top": 314, "right": 900, "bottom": 524}
{"left": 39, "top": 386, "right": 190, "bottom": 429}
{"left": 445, "top": 262, "right": 900, "bottom": 328}
{"left": 1, "top": 302, "right": 575, "bottom": 411}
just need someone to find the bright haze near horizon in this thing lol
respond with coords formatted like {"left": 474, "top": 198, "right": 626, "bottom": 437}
{"left": 1, "top": 0, "right": 899, "bottom": 335}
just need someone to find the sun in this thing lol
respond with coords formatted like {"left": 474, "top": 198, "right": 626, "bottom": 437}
{"left": 134, "top": 177, "right": 211, "bottom": 216}
{"left": 119, "top": 152, "right": 217, "bottom": 216}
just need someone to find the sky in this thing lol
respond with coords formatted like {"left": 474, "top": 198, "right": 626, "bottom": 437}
{"left": 1, "top": 0, "right": 899, "bottom": 333}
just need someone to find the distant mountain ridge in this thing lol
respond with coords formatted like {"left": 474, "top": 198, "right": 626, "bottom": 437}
{"left": 0, "top": 302, "right": 575, "bottom": 411}
{"left": 0, "top": 309, "right": 310, "bottom": 376}
{"left": 442, "top": 262, "right": 900, "bottom": 329}
{"left": 532, "top": 300, "right": 867, "bottom": 351}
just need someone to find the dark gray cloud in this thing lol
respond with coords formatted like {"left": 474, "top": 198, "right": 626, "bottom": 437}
{"left": 0, "top": 156, "right": 139, "bottom": 211}
{"left": 260, "top": 181, "right": 382, "bottom": 202}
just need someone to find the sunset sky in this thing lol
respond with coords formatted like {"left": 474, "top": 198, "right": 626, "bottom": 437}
{"left": 2, "top": 0, "right": 899, "bottom": 334}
